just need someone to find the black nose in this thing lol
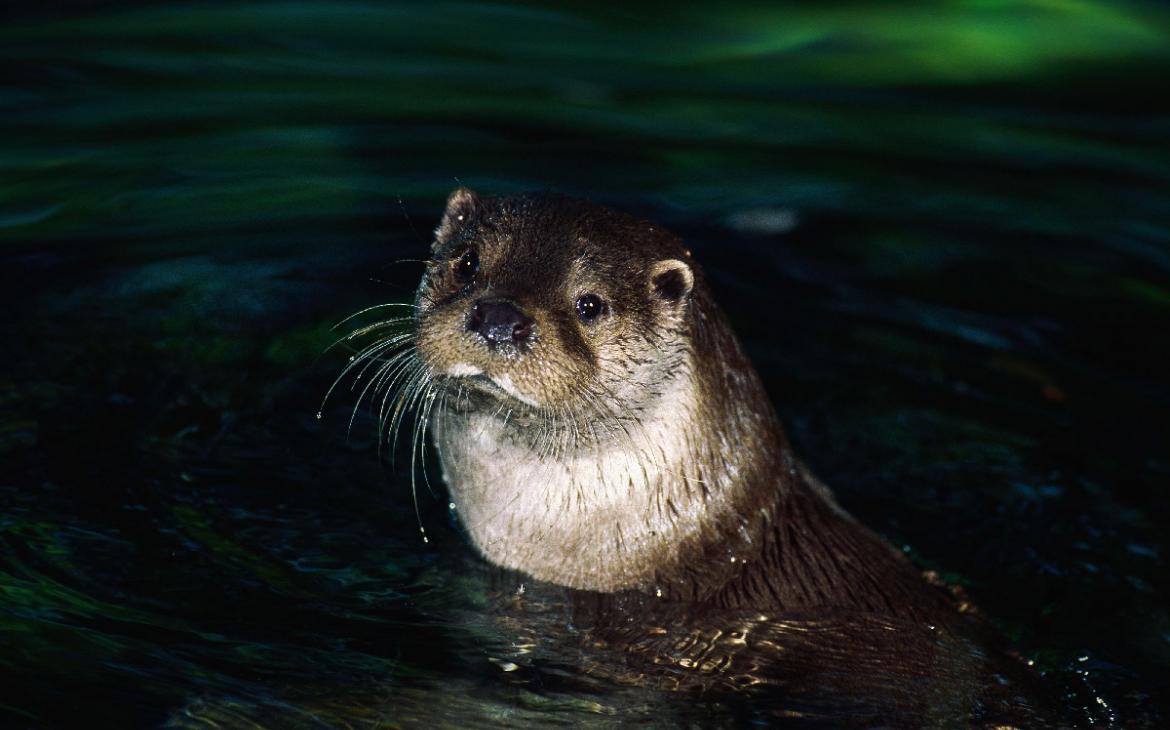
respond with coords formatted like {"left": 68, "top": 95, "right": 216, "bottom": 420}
{"left": 468, "top": 299, "right": 534, "bottom": 347}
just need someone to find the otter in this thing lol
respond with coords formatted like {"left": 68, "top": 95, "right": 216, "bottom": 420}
{"left": 408, "top": 187, "right": 951, "bottom": 620}
{"left": 329, "top": 189, "right": 1076, "bottom": 726}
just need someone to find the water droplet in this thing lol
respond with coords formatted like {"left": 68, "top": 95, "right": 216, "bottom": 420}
{"left": 349, "top": 355, "right": 355, "bottom": 362}
{"left": 448, "top": 502, "right": 456, "bottom": 511}
{"left": 422, "top": 536, "right": 429, "bottom": 544}
{"left": 315, "top": 412, "right": 323, "bottom": 420}
{"left": 655, "top": 587, "right": 663, "bottom": 598}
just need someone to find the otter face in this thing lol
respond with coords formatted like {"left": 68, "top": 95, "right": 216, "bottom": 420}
{"left": 414, "top": 188, "right": 696, "bottom": 434}
{"left": 329, "top": 190, "right": 748, "bottom": 591}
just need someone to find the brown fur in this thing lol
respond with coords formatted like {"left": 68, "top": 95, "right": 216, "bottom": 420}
{"left": 409, "top": 188, "right": 961, "bottom": 625}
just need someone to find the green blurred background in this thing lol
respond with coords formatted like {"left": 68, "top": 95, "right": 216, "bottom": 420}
{"left": 2, "top": 1, "right": 1169, "bottom": 727}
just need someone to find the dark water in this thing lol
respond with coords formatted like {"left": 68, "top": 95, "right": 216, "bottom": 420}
{"left": 3, "top": 1, "right": 1170, "bottom": 727}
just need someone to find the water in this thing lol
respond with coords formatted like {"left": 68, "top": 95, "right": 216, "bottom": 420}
{"left": 3, "top": 1, "right": 1169, "bottom": 726}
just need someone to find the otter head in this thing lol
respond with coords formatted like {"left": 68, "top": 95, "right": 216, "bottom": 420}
{"left": 415, "top": 187, "right": 696, "bottom": 430}
{"left": 410, "top": 188, "right": 726, "bottom": 592}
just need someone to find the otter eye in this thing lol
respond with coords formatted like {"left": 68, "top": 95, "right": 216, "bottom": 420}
{"left": 575, "top": 294, "right": 605, "bottom": 323}
{"left": 454, "top": 248, "right": 478, "bottom": 282}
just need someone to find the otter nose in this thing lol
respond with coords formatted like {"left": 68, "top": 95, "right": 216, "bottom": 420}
{"left": 468, "top": 299, "right": 534, "bottom": 347}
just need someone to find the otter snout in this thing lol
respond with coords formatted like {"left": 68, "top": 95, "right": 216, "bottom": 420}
{"left": 468, "top": 298, "right": 534, "bottom": 348}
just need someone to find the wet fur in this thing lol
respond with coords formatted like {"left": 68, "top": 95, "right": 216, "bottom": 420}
{"left": 316, "top": 190, "right": 1079, "bottom": 727}
{"left": 332, "top": 189, "right": 959, "bottom": 623}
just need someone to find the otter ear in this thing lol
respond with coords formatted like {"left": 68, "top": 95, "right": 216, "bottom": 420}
{"left": 434, "top": 187, "right": 479, "bottom": 249}
{"left": 649, "top": 258, "right": 694, "bottom": 305}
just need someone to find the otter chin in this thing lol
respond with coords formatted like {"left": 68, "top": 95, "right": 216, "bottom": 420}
{"left": 403, "top": 187, "right": 957, "bottom": 620}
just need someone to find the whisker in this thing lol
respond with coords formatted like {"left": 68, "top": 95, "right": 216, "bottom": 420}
{"left": 385, "top": 360, "right": 433, "bottom": 463}
{"left": 325, "top": 318, "right": 414, "bottom": 355}
{"left": 319, "top": 334, "right": 410, "bottom": 419}
{"left": 350, "top": 345, "right": 418, "bottom": 441}
{"left": 379, "top": 356, "right": 424, "bottom": 458}
{"left": 349, "top": 336, "right": 417, "bottom": 391}
{"left": 325, "top": 298, "right": 452, "bottom": 545}
{"left": 330, "top": 303, "right": 419, "bottom": 331}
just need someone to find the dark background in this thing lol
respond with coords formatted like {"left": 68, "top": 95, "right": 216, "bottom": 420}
{"left": 2, "top": 1, "right": 1168, "bottom": 727}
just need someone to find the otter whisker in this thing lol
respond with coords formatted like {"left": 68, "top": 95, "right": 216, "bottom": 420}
{"left": 386, "top": 358, "right": 440, "bottom": 467}
{"left": 407, "top": 377, "right": 444, "bottom": 516}
{"left": 319, "top": 329, "right": 415, "bottom": 420}
{"left": 329, "top": 303, "right": 419, "bottom": 332}
{"left": 432, "top": 382, "right": 454, "bottom": 464}
{"left": 353, "top": 343, "right": 420, "bottom": 441}
{"left": 331, "top": 327, "right": 411, "bottom": 381}
{"left": 407, "top": 380, "right": 433, "bottom": 526}
{"left": 346, "top": 333, "right": 417, "bottom": 389}
{"left": 328, "top": 318, "right": 415, "bottom": 354}
{"left": 323, "top": 316, "right": 414, "bottom": 356}
{"left": 413, "top": 379, "right": 446, "bottom": 501}
{"left": 382, "top": 355, "right": 428, "bottom": 460}
{"left": 370, "top": 346, "right": 422, "bottom": 414}
{"left": 346, "top": 333, "right": 416, "bottom": 404}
